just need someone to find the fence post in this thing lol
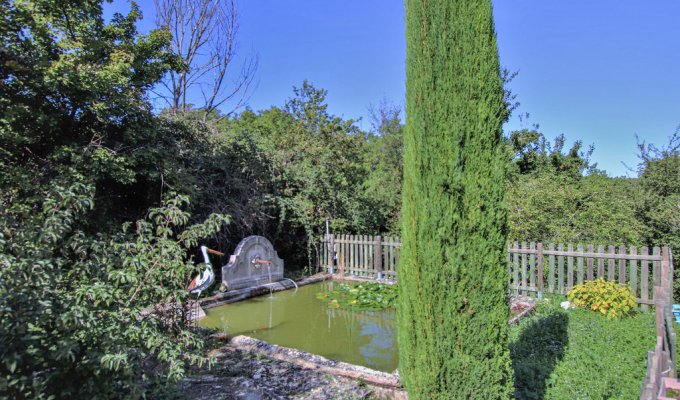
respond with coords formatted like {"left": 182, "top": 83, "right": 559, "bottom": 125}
{"left": 339, "top": 234, "right": 345, "bottom": 276}
{"left": 619, "top": 244, "right": 627, "bottom": 284}
{"left": 513, "top": 241, "right": 519, "bottom": 294}
{"left": 662, "top": 246, "right": 671, "bottom": 301}
{"left": 587, "top": 244, "right": 595, "bottom": 281}
{"left": 537, "top": 242, "right": 544, "bottom": 298}
{"left": 329, "top": 234, "right": 335, "bottom": 274}
{"left": 655, "top": 286, "right": 666, "bottom": 336}
{"left": 375, "top": 236, "right": 383, "bottom": 279}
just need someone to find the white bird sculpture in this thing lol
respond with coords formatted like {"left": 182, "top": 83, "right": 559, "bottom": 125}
{"left": 187, "top": 246, "right": 224, "bottom": 297}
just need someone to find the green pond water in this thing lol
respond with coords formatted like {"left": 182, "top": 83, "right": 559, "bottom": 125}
{"left": 199, "top": 281, "right": 398, "bottom": 372}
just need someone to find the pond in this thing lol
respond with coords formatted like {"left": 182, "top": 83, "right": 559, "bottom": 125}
{"left": 199, "top": 281, "right": 398, "bottom": 372}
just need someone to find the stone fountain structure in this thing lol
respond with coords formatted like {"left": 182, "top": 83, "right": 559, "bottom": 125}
{"left": 194, "top": 235, "right": 325, "bottom": 315}
{"left": 221, "top": 236, "right": 284, "bottom": 291}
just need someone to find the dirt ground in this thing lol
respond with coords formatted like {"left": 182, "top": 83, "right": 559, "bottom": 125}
{"left": 177, "top": 346, "right": 402, "bottom": 400}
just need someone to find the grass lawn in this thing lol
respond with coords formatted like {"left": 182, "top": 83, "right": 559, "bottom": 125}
{"left": 510, "top": 297, "right": 656, "bottom": 400}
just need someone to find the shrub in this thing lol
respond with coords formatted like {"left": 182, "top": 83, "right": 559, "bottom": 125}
{"left": 0, "top": 182, "right": 229, "bottom": 398}
{"left": 567, "top": 279, "right": 637, "bottom": 319}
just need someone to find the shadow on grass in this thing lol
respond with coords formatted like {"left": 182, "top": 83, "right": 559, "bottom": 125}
{"left": 511, "top": 312, "right": 569, "bottom": 400}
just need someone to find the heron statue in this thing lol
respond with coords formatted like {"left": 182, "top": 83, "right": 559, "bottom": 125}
{"left": 187, "top": 246, "right": 224, "bottom": 297}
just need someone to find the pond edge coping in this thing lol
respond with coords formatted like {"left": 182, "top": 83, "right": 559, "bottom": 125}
{"left": 221, "top": 335, "right": 406, "bottom": 396}
{"left": 197, "top": 273, "right": 332, "bottom": 312}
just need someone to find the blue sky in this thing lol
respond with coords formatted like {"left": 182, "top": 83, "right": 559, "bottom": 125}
{"left": 108, "top": 1, "right": 679, "bottom": 177}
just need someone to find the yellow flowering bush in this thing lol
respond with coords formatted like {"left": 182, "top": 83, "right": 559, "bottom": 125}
{"left": 567, "top": 279, "right": 637, "bottom": 319}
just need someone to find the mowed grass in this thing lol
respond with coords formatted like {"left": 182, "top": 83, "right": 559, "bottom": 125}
{"left": 510, "top": 298, "right": 656, "bottom": 400}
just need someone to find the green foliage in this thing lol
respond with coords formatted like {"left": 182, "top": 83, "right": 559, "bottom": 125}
{"left": 507, "top": 172, "right": 644, "bottom": 244}
{"left": 504, "top": 128, "right": 645, "bottom": 244}
{"left": 567, "top": 279, "right": 637, "bottom": 319}
{"left": 166, "top": 81, "right": 382, "bottom": 267}
{"left": 363, "top": 102, "right": 404, "bottom": 234}
{"left": 0, "top": 181, "right": 228, "bottom": 398}
{"left": 507, "top": 129, "right": 596, "bottom": 179}
{"left": 399, "top": 1, "right": 513, "bottom": 398}
{"left": 0, "top": 0, "right": 176, "bottom": 227}
{"left": 636, "top": 131, "right": 680, "bottom": 300}
{"left": 316, "top": 282, "right": 398, "bottom": 311}
{"left": 510, "top": 300, "right": 655, "bottom": 400}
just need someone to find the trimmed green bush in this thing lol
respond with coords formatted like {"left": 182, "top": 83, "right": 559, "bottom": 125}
{"left": 398, "top": 0, "right": 513, "bottom": 398}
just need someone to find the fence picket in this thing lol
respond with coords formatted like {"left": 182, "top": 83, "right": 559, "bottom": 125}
{"left": 630, "top": 246, "right": 638, "bottom": 297}
{"left": 391, "top": 237, "right": 397, "bottom": 273}
{"left": 364, "top": 235, "right": 369, "bottom": 275}
{"left": 608, "top": 245, "right": 616, "bottom": 281}
{"left": 653, "top": 246, "right": 661, "bottom": 287}
{"left": 567, "top": 243, "right": 574, "bottom": 290}
{"left": 393, "top": 236, "right": 398, "bottom": 272}
{"left": 558, "top": 243, "right": 565, "bottom": 294}
{"left": 367, "top": 235, "right": 372, "bottom": 275}
{"left": 587, "top": 244, "right": 595, "bottom": 280}
{"left": 598, "top": 245, "right": 605, "bottom": 278}
{"left": 522, "top": 242, "right": 528, "bottom": 294}
{"left": 529, "top": 242, "right": 536, "bottom": 290}
{"left": 319, "top": 235, "right": 325, "bottom": 271}
{"left": 387, "top": 237, "right": 393, "bottom": 274}
{"left": 507, "top": 242, "right": 512, "bottom": 289}
{"left": 375, "top": 236, "right": 383, "bottom": 278}
{"left": 513, "top": 242, "right": 519, "bottom": 292}
{"left": 537, "top": 242, "right": 544, "bottom": 293}
{"left": 577, "top": 244, "right": 584, "bottom": 285}
{"left": 619, "top": 245, "right": 626, "bottom": 284}
{"left": 549, "top": 243, "right": 555, "bottom": 293}
{"left": 342, "top": 235, "right": 347, "bottom": 273}
{"left": 356, "top": 235, "right": 361, "bottom": 275}
{"left": 381, "top": 236, "right": 386, "bottom": 274}
{"left": 642, "top": 246, "right": 649, "bottom": 311}
{"left": 350, "top": 236, "right": 356, "bottom": 274}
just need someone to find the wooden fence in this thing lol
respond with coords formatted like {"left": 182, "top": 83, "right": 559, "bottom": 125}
{"left": 320, "top": 234, "right": 676, "bottom": 398}
{"left": 320, "top": 234, "right": 401, "bottom": 279}
{"left": 640, "top": 249, "right": 676, "bottom": 399}
{"left": 506, "top": 242, "right": 671, "bottom": 309}
{"left": 319, "top": 234, "right": 672, "bottom": 307}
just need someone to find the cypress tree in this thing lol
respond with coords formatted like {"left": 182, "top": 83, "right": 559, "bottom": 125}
{"left": 397, "top": 1, "right": 513, "bottom": 398}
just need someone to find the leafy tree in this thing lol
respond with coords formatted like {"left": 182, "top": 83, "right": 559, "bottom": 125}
{"left": 636, "top": 129, "right": 680, "bottom": 298}
{"left": 0, "top": 180, "right": 228, "bottom": 398}
{"left": 506, "top": 129, "right": 596, "bottom": 179}
{"left": 507, "top": 172, "right": 644, "bottom": 244}
{"left": 363, "top": 102, "right": 404, "bottom": 234}
{"left": 239, "top": 82, "right": 371, "bottom": 266}
{"left": 398, "top": 1, "right": 513, "bottom": 398}
{"left": 158, "top": 82, "right": 376, "bottom": 268}
{"left": 0, "top": 0, "right": 175, "bottom": 226}
{"left": 503, "top": 127, "right": 646, "bottom": 244}
{"left": 0, "top": 2, "right": 234, "bottom": 397}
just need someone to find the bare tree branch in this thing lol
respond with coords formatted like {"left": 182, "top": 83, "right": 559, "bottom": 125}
{"left": 154, "top": 0, "right": 257, "bottom": 118}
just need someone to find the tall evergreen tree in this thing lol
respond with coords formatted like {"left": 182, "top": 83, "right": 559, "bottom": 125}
{"left": 398, "top": 1, "right": 513, "bottom": 398}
